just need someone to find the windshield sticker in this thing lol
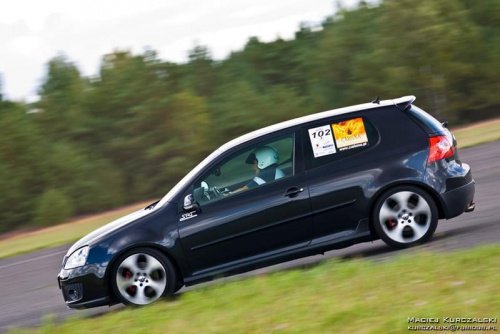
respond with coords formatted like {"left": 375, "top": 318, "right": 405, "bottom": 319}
{"left": 308, "top": 125, "right": 337, "bottom": 158}
{"left": 332, "top": 117, "right": 369, "bottom": 151}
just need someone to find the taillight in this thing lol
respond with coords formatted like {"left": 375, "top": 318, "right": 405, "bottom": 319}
{"left": 428, "top": 135, "right": 455, "bottom": 163}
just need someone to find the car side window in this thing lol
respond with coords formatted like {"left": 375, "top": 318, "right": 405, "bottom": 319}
{"left": 192, "top": 133, "right": 295, "bottom": 205}
{"left": 303, "top": 115, "right": 379, "bottom": 170}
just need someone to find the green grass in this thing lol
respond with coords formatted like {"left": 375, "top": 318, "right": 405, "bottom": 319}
{"left": 0, "top": 118, "right": 499, "bottom": 260}
{"left": 9, "top": 244, "right": 500, "bottom": 334}
{"left": 0, "top": 201, "right": 151, "bottom": 259}
{"left": 453, "top": 118, "right": 500, "bottom": 148}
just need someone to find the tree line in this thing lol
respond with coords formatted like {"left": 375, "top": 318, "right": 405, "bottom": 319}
{"left": 0, "top": 0, "right": 498, "bottom": 233}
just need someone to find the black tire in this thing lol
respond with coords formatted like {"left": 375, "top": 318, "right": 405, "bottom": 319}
{"left": 372, "top": 185, "right": 438, "bottom": 249}
{"left": 110, "top": 247, "right": 177, "bottom": 306}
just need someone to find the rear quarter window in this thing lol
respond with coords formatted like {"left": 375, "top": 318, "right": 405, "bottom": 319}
{"left": 405, "top": 105, "right": 445, "bottom": 135}
{"left": 303, "top": 115, "right": 379, "bottom": 170}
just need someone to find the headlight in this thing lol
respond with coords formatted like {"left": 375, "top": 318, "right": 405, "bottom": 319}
{"left": 64, "top": 246, "right": 89, "bottom": 269}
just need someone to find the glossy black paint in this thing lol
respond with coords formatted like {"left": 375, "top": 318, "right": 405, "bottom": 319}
{"left": 303, "top": 107, "right": 430, "bottom": 242}
{"left": 58, "top": 102, "right": 475, "bottom": 309}
{"left": 178, "top": 174, "right": 314, "bottom": 275}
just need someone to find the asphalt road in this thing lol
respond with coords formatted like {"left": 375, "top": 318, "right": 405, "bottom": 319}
{"left": 1, "top": 141, "right": 499, "bottom": 333}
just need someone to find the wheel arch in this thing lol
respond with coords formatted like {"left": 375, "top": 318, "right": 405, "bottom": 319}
{"left": 368, "top": 180, "right": 446, "bottom": 237}
{"left": 105, "top": 242, "right": 184, "bottom": 302}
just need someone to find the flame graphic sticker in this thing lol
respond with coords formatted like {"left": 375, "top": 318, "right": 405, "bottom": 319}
{"left": 332, "top": 117, "right": 368, "bottom": 150}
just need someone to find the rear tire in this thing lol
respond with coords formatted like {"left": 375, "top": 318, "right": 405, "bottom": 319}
{"left": 372, "top": 186, "right": 438, "bottom": 249}
{"left": 111, "top": 248, "right": 177, "bottom": 306}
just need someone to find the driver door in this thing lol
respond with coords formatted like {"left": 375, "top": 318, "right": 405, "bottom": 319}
{"left": 177, "top": 132, "right": 313, "bottom": 275}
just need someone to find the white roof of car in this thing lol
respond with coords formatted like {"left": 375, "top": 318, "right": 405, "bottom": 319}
{"left": 218, "top": 95, "right": 415, "bottom": 152}
{"left": 157, "top": 95, "right": 416, "bottom": 206}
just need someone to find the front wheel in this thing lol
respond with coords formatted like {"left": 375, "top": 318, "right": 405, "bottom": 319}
{"left": 111, "top": 248, "right": 177, "bottom": 306}
{"left": 372, "top": 186, "right": 438, "bottom": 249}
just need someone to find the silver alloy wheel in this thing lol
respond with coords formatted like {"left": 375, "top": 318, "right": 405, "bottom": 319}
{"left": 115, "top": 253, "right": 167, "bottom": 305}
{"left": 378, "top": 191, "right": 432, "bottom": 244}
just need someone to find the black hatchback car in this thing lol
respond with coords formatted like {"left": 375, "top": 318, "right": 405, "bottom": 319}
{"left": 58, "top": 96, "right": 475, "bottom": 308}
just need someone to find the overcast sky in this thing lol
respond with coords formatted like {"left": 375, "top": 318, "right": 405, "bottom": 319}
{"left": 0, "top": 0, "right": 362, "bottom": 102}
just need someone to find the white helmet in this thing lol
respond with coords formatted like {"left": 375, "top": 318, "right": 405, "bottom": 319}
{"left": 201, "top": 181, "right": 209, "bottom": 192}
{"left": 246, "top": 146, "right": 279, "bottom": 170}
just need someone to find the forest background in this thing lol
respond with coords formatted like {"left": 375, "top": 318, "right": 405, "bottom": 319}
{"left": 0, "top": 0, "right": 498, "bottom": 233}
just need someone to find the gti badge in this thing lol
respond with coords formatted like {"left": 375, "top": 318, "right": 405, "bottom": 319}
{"left": 180, "top": 211, "right": 198, "bottom": 221}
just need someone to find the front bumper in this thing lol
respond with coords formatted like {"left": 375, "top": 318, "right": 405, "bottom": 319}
{"left": 57, "top": 264, "right": 111, "bottom": 309}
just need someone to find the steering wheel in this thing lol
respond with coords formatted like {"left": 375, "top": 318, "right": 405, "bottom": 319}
{"left": 212, "top": 186, "right": 223, "bottom": 198}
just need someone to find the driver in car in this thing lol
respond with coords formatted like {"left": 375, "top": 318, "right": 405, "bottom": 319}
{"left": 226, "top": 146, "right": 285, "bottom": 196}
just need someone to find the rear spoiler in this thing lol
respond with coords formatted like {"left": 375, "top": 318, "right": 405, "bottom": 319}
{"left": 393, "top": 95, "right": 416, "bottom": 111}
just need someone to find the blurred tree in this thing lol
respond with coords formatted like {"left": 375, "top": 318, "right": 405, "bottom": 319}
{"left": 209, "top": 80, "right": 269, "bottom": 139}
{"left": 1, "top": 0, "right": 500, "bottom": 233}
{"left": 45, "top": 143, "right": 125, "bottom": 213}
{"left": 184, "top": 44, "right": 218, "bottom": 97}
{"left": 0, "top": 73, "right": 3, "bottom": 102}
{"left": 373, "top": 0, "right": 487, "bottom": 122}
{"left": 458, "top": 0, "right": 500, "bottom": 120}
{"left": 0, "top": 102, "right": 49, "bottom": 232}
{"left": 314, "top": 3, "right": 383, "bottom": 108}
{"left": 141, "top": 91, "right": 211, "bottom": 196}
{"left": 32, "top": 189, "right": 73, "bottom": 226}
{"left": 209, "top": 81, "right": 306, "bottom": 142}
{"left": 36, "top": 55, "right": 87, "bottom": 140}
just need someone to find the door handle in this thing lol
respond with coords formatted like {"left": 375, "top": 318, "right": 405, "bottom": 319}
{"left": 285, "top": 187, "right": 304, "bottom": 198}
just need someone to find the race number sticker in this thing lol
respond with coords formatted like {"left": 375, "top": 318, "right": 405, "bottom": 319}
{"left": 308, "top": 125, "right": 337, "bottom": 158}
{"left": 332, "top": 117, "right": 369, "bottom": 151}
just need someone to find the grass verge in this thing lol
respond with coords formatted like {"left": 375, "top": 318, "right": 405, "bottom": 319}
{"left": 9, "top": 244, "right": 500, "bottom": 334}
{"left": 0, "top": 201, "right": 151, "bottom": 259}
{"left": 0, "top": 118, "right": 499, "bottom": 260}
{"left": 454, "top": 118, "right": 500, "bottom": 148}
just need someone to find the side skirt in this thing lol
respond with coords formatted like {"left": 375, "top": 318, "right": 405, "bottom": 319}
{"left": 184, "top": 218, "right": 373, "bottom": 286}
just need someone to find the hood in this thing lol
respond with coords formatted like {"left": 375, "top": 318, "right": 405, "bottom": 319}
{"left": 66, "top": 204, "right": 159, "bottom": 256}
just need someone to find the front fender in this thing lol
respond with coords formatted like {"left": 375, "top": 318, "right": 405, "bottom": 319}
{"left": 86, "top": 203, "right": 189, "bottom": 284}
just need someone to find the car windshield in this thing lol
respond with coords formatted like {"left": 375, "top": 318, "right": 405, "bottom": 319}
{"left": 156, "top": 149, "right": 222, "bottom": 208}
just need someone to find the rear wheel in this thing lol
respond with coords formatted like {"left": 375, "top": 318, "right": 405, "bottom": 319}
{"left": 111, "top": 248, "right": 177, "bottom": 306}
{"left": 372, "top": 186, "right": 438, "bottom": 249}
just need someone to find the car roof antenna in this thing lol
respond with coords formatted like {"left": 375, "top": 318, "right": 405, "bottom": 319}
{"left": 372, "top": 96, "right": 380, "bottom": 104}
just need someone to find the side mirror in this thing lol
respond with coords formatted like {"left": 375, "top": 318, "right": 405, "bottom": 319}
{"left": 183, "top": 194, "right": 201, "bottom": 212}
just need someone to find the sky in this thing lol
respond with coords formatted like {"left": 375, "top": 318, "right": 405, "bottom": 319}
{"left": 0, "top": 0, "right": 361, "bottom": 102}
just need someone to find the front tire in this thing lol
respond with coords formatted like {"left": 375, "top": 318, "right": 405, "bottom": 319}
{"left": 372, "top": 186, "right": 438, "bottom": 249}
{"left": 111, "top": 248, "right": 177, "bottom": 306}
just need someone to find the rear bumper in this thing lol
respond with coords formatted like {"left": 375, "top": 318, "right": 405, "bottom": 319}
{"left": 440, "top": 179, "right": 475, "bottom": 219}
{"left": 425, "top": 160, "right": 475, "bottom": 220}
